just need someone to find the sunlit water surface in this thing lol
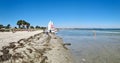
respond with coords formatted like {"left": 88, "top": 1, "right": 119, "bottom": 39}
{"left": 57, "top": 29, "right": 120, "bottom": 63}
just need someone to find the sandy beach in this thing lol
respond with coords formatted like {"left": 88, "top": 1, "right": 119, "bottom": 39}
{"left": 0, "top": 31, "right": 74, "bottom": 63}
{"left": 0, "top": 30, "right": 42, "bottom": 50}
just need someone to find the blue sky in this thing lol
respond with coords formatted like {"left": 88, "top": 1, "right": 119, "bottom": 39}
{"left": 0, "top": 0, "right": 120, "bottom": 28}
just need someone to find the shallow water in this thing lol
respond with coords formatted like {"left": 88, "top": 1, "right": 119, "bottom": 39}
{"left": 57, "top": 29, "right": 120, "bottom": 63}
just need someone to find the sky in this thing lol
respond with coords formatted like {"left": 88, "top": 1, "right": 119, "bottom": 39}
{"left": 0, "top": 0, "right": 120, "bottom": 28}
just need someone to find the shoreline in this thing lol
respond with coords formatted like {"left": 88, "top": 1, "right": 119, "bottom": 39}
{"left": 0, "top": 31, "right": 74, "bottom": 63}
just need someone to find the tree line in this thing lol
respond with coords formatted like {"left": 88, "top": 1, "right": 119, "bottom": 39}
{"left": 0, "top": 20, "right": 46, "bottom": 29}
{"left": 0, "top": 24, "right": 11, "bottom": 29}
{"left": 17, "top": 20, "right": 30, "bottom": 29}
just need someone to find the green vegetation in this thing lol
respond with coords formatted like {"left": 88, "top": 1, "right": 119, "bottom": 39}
{"left": 6, "top": 24, "right": 11, "bottom": 29}
{"left": 0, "top": 24, "right": 11, "bottom": 32}
{"left": 16, "top": 20, "right": 46, "bottom": 30}
{"left": 17, "top": 20, "right": 30, "bottom": 29}
{"left": 30, "top": 26, "right": 34, "bottom": 29}
{"left": 0, "top": 24, "right": 11, "bottom": 29}
{"left": 0, "top": 24, "right": 3, "bottom": 29}
{"left": 35, "top": 26, "right": 46, "bottom": 29}
{"left": 0, "top": 19, "right": 46, "bottom": 32}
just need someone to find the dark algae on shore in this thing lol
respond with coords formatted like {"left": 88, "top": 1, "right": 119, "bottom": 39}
{"left": 0, "top": 32, "right": 74, "bottom": 63}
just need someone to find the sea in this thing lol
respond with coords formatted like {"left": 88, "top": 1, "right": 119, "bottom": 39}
{"left": 57, "top": 29, "right": 120, "bottom": 63}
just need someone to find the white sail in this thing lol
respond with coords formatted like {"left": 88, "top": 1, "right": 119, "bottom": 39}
{"left": 48, "top": 20, "right": 52, "bottom": 31}
{"left": 48, "top": 20, "right": 56, "bottom": 33}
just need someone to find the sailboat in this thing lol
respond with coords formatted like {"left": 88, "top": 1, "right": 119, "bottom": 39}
{"left": 48, "top": 20, "right": 57, "bottom": 33}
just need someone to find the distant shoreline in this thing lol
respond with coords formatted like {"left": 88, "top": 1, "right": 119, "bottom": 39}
{"left": 58, "top": 28, "right": 120, "bottom": 30}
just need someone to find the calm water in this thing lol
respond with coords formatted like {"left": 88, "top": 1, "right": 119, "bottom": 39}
{"left": 57, "top": 29, "right": 120, "bottom": 63}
